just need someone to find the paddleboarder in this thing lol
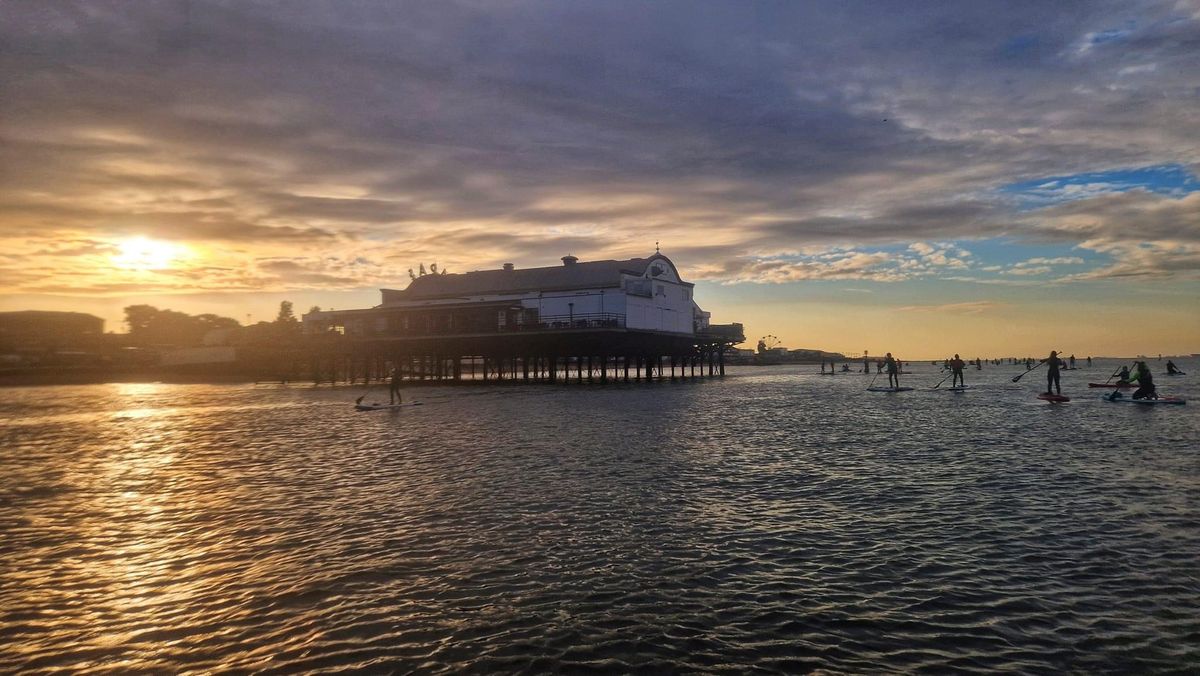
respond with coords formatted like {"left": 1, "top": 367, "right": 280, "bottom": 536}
{"left": 1116, "top": 365, "right": 1131, "bottom": 384}
{"left": 884, "top": 352, "right": 900, "bottom": 389}
{"left": 1166, "top": 360, "right": 1181, "bottom": 375}
{"left": 389, "top": 367, "right": 403, "bottom": 405}
{"left": 949, "top": 354, "right": 966, "bottom": 388}
{"left": 1128, "top": 361, "right": 1157, "bottom": 400}
{"left": 1043, "top": 350, "right": 1063, "bottom": 396}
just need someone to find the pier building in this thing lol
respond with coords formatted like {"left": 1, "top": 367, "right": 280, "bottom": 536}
{"left": 300, "top": 252, "right": 744, "bottom": 384}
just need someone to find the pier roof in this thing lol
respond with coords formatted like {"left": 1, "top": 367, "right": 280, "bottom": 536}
{"left": 388, "top": 254, "right": 689, "bottom": 301}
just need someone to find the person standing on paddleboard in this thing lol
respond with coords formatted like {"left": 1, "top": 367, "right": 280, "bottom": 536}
{"left": 1166, "top": 360, "right": 1181, "bottom": 375}
{"left": 1128, "top": 361, "right": 1157, "bottom": 400}
{"left": 389, "top": 367, "right": 403, "bottom": 405}
{"left": 1043, "top": 350, "right": 1063, "bottom": 396}
{"left": 884, "top": 352, "right": 900, "bottom": 389}
{"left": 949, "top": 354, "right": 966, "bottom": 388}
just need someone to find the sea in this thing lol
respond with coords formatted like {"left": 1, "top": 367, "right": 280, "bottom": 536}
{"left": 2, "top": 359, "right": 1197, "bottom": 673}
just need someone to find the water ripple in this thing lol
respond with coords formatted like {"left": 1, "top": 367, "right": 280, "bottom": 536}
{"left": 2, "top": 363, "right": 1198, "bottom": 672}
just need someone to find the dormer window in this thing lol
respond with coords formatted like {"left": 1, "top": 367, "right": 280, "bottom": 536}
{"left": 650, "top": 264, "right": 664, "bottom": 277}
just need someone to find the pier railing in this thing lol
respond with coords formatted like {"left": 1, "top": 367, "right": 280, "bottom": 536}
{"left": 516, "top": 312, "right": 625, "bottom": 332}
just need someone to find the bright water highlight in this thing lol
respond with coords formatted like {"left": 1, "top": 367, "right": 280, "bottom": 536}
{"left": 2, "top": 360, "right": 1198, "bottom": 672}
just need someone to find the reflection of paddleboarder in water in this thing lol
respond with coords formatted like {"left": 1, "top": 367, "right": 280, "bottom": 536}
{"left": 884, "top": 352, "right": 900, "bottom": 388}
{"left": 949, "top": 354, "right": 966, "bottom": 387}
{"left": 1043, "top": 350, "right": 1062, "bottom": 396}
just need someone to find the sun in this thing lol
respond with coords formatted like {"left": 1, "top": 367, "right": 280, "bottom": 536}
{"left": 112, "top": 237, "right": 183, "bottom": 271}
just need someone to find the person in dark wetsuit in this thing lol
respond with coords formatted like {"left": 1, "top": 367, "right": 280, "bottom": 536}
{"left": 1116, "top": 365, "right": 1131, "bottom": 385}
{"left": 949, "top": 354, "right": 966, "bottom": 387}
{"left": 389, "top": 367, "right": 403, "bottom": 405}
{"left": 884, "top": 352, "right": 900, "bottom": 388}
{"left": 1128, "top": 361, "right": 1157, "bottom": 399}
{"left": 863, "top": 356, "right": 871, "bottom": 373}
{"left": 1166, "top": 360, "right": 1181, "bottom": 375}
{"left": 1044, "top": 350, "right": 1062, "bottom": 396}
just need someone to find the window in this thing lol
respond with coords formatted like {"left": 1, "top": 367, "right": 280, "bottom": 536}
{"left": 497, "top": 310, "right": 507, "bottom": 328}
{"left": 656, "top": 284, "right": 665, "bottom": 297}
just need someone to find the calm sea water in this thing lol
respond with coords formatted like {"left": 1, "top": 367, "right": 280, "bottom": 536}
{"left": 2, "top": 359, "right": 1198, "bottom": 673}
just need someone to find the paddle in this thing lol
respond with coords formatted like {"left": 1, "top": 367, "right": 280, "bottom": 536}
{"left": 1102, "top": 365, "right": 1125, "bottom": 385}
{"left": 1011, "top": 358, "right": 1049, "bottom": 383}
{"left": 867, "top": 370, "right": 881, "bottom": 390}
{"left": 932, "top": 366, "right": 953, "bottom": 389}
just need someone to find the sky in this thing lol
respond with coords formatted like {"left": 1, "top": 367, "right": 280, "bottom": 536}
{"left": 1, "top": 1, "right": 1198, "bottom": 358}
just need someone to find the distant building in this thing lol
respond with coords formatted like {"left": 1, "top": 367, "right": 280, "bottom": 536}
{"left": 0, "top": 311, "right": 104, "bottom": 350}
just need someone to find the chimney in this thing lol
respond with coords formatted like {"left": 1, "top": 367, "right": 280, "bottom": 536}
{"left": 561, "top": 255, "right": 578, "bottom": 266}
{"left": 502, "top": 263, "right": 514, "bottom": 271}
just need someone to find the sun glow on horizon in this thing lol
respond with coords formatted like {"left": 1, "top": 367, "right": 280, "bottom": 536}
{"left": 112, "top": 237, "right": 185, "bottom": 271}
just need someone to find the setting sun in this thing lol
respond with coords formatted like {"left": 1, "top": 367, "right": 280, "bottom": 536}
{"left": 112, "top": 237, "right": 183, "bottom": 271}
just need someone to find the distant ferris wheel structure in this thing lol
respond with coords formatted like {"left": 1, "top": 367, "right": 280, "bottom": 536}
{"left": 757, "top": 335, "right": 781, "bottom": 352}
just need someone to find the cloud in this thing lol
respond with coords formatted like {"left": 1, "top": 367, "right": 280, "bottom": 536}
{"left": 0, "top": 1, "right": 1197, "bottom": 294}
{"left": 895, "top": 301, "right": 1008, "bottom": 314}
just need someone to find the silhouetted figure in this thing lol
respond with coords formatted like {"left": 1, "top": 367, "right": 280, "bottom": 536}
{"left": 389, "top": 368, "right": 403, "bottom": 405}
{"left": 1044, "top": 350, "right": 1062, "bottom": 395}
{"left": 885, "top": 352, "right": 900, "bottom": 388}
{"left": 1069, "top": 354, "right": 1076, "bottom": 368}
{"left": 1117, "top": 365, "right": 1131, "bottom": 384}
{"left": 949, "top": 354, "right": 966, "bottom": 387}
{"left": 1087, "top": 356, "right": 1092, "bottom": 367}
{"left": 1166, "top": 360, "right": 1181, "bottom": 375}
{"left": 863, "top": 356, "right": 871, "bottom": 373}
{"left": 1128, "top": 361, "right": 1157, "bottom": 399}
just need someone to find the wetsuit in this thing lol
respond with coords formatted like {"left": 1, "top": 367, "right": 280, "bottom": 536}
{"left": 389, "top": 370, "right": 402, "bottom": 405}
{"left": 1166, "top": 361, "right": 1179, "bottom": 375}
{"left": 1046, "top": 357, "right": 1061, "bottom": 395}
{"left": 886, "top": 357, "right": 900, "bottom": 388}
{"left": 949, "top": 358, "right": 965, "bottom": 387}
{"left": 1131, "top": 367, "right": 1157, "bottom": 400}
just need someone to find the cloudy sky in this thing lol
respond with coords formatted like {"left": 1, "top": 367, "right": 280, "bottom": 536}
{"left": 1, "top": 1, "right": 1197, "bottom": 356}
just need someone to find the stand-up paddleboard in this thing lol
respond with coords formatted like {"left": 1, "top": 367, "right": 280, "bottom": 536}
{"left": 1037, "top": 393, "right": 1070, "bottom": 403}
{"left": 818, "top": 372, "right": 837, "bottom": 376}
{"left": 1088, "top": 382, "right": 1133, "bottom": 388}
{"left": 868, "top": 386, "right": 914, "bottom": 392}
{"left": 355, "top": 401, "right": 423, "bottom": 411}
{"left": 1164, "top": 372, "right": 1186, "bottom": 376}
{"left": 942, "top": 385, "right": 970, "bottom": 391}
{"left": 1103, "top": 394, "right": 1186, "bottom": 405}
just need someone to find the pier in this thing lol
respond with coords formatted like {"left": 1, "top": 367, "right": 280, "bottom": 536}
{"left": 299, "top": 252, "right": 745, "bottom": 385}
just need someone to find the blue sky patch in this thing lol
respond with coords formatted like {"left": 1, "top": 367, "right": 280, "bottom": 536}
{"left": 1000, "top": 164, "right": 1200, "bottom": 209}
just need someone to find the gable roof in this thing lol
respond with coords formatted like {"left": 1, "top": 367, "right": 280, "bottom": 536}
{"left": 386, "top": 254, "right": 687, "bottom": 302}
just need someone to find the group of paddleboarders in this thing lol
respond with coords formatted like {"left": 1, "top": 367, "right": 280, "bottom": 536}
{"left": 1038, "top": 354, "right": 1166, "bottom": 400}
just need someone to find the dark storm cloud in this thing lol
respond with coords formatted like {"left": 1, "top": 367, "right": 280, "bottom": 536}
{"left": 1, "top": 0, "right": 1197, "bottom": 290}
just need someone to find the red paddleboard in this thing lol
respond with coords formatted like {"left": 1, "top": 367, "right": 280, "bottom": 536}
{"left": 1088, "top": 382, "right": 1133, "bottom": 388}
{"left": 1037, "top": 393, "right": 1071, "bottom": 402}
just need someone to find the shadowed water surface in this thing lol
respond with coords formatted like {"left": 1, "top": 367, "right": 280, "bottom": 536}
{"left": 2, "top": 360, "right": 1198, "bottom": 673}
